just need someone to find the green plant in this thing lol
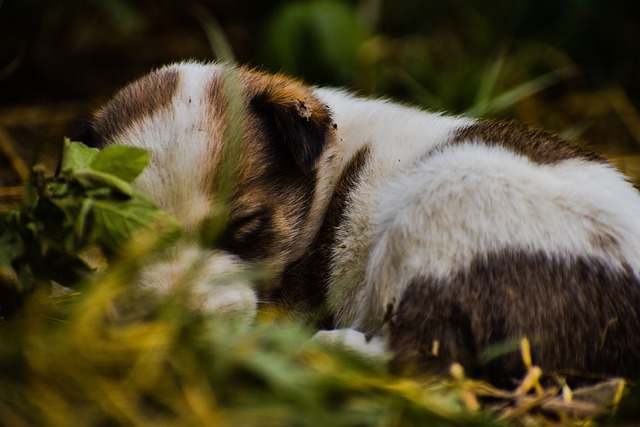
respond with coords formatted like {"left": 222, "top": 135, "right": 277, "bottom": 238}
{"left": 0, "top": 139, "right": 177, "bottom": 316}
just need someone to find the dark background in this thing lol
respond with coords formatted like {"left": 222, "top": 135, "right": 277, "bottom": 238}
{"left": 1, "top": 0, "right": 640, "bottom": 191}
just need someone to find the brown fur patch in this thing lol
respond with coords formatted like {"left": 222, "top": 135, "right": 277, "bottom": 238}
{"left": 242, "top": 68, "right": 334, "bottom": 172}
{"left": 451, "top": 121, "right": 607, "bottom": 165}
{"left": 209, "top": 67, "right": 335, "bottom": 276}
{"left": 388, "top": 249, "right": 640, "bottom": 381}
{"left": 203, "top": 71, "right": 233, "bottom": 192}
{"left": 240, "top": 68, "right": 331, "bottom": 127}
{"left": 94, "top": 68, "right": 180, "bottom": 142}
{"left": 274, "top": 146, "right": 371, "bottom": 326}
{"left": 589, "top": 230, "right": 620, "bottom": 253}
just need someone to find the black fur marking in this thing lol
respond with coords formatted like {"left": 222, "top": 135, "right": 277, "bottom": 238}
{"left": 70, "top": 120, "right": 104, "bottom": 148}
{"left": 249, "top": 103, "right": 320, "bottom": 228}
{"left": 274, "top": 146, "right": 371, "bottom": 327}
{"left": 250, "top": 92, "right": 332, "bottom": 174}
{"left": 389, "top": 249, "right": 640, "bottom": 382}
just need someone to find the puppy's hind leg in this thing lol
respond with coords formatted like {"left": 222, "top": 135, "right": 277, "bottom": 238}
{"left": 386, "top": 276, "right": 481, "bottom": 376}
{"left": 386, "top": 252, "right": 640, "bottom": 382}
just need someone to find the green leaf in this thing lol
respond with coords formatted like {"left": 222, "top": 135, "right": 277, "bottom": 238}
{"left": 479, "top": 338, "right": 522, "bottom": 364}
{"left": 91, "top": 195, "right": 175, "bottom": 252}
{"left": 472, "top": 69, "right": 566, "bottom": 117}
{"left": 90, "top": 145, "right": 150, "bottom": 182}
{"left": 467, "top": 54, "right": 506, "bottom": 117}
{"left": 74, "top": 169, "right": 134, "bottom": 197}
{"left": 74, "top": 199, "right": 94, "bottom": 242}
{"left": 61, "top": 139, "right": 99, "bottom": 172}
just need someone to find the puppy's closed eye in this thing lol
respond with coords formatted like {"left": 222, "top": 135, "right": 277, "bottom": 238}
{"left": 229, "top": 208, "right": 270, "bottom": 240}
{"left": 219, "top": 208, "right": 274, "bottom": 260}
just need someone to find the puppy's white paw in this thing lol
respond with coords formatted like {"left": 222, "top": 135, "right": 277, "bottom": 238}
{"left": 312, "top": 328, "right": 387, "bottom": 359}
{"left": 139, "top": 245, "right": 257, "bottom": 322}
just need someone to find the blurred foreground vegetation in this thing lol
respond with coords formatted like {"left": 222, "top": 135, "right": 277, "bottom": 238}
{"left": 0, "top": 140, "right": 633, "bottom": 426}
{"left": 1, "top": 1, "right": 640, "bottom": 425}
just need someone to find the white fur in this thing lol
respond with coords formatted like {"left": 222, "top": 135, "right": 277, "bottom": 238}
{"left": 113, "top": 62, "right": 225, "bottom": 229}
{"left": 312, "top": 328, "right": 387, "bottom": 359}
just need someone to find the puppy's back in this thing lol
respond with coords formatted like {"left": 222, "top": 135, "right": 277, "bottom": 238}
{"left": 359, "top": 122, "right": 640, "bottom": 378}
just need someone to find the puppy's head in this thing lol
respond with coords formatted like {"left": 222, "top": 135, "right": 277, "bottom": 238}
{"left": 87, "top": 62, "right": 336, "bottom": 281}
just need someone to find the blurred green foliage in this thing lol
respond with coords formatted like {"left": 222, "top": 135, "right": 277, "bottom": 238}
{"left": 264, "top": 1, "right": 368, "bottom": 84}
{"left": 1, "top": 140, "right": 627, "bottom": 426}
{"left": 0, "top": 141, "right": 503, "bottom": 426}
{"left": 0, "top": 0, "right": 638, "bottom": 105}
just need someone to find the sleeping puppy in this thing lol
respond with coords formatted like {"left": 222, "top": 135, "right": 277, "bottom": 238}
{"left": 85, "top": 61, "right": 640, "bottom": 380}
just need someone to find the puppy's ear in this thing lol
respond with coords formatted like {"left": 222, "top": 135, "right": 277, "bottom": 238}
{"left": 246, "top": 71, "right": 334, "bottom": 173}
